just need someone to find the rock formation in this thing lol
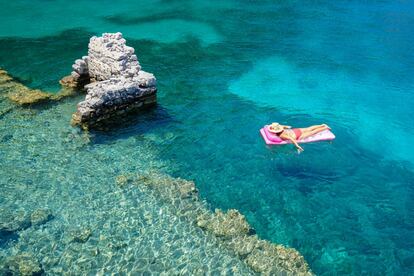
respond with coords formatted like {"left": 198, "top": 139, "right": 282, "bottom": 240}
{"left": 118, "top": 171, "right": 314, "bottom": 275}
{"left": 0, "top": 208, "right": 54, "bottom": 236}
{"left": 1, "top": 254, "right": 44, "bottom": 276}
{"left": 30, "top": 208, "right": 53, "bottom": 226}
{"left": 68, "top": 227, "right": 92, "bottom": 243}
{"left": 62, "top": 32, "right": 157, "bottom": 128}
{"left": 0, "top": 69, "right": 77, "bottom": 106}
{"left": 0, "top": 209, "right": 31, "bottom": 236}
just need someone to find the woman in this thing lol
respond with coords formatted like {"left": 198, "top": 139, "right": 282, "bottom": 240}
{"left": 268, "top": 122, "right": 330, "bottom": 152}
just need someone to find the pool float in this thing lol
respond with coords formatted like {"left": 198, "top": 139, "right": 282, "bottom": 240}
{"left": 260, "top": 125, "right": 335, "bottom": 145}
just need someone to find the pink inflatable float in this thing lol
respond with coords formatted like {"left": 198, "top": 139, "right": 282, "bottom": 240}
{"left": 260, "top": 125, "right": 335, "bottom": 145}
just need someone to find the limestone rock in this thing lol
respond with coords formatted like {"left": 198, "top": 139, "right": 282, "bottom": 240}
{"left": 66, "top": 32, "right": 157, "bottom": 128}
{"left": 69, "top": 227, "right": 92, "bottom": 243}
{"left": 0, "top": 209, "right": 31, "bottom": 235}
{"left": 115, "top": 175, "right": 130, "bottom": 187}
{"left": 197, "top": 209, "right": 251, "bottom": 238}
{"left": 128, "top": 171, "right": 314, "bottom": 275}
{"left": 87, "top": 33, "right": 141, "bottom": 81}
{"left": 72, "top": 57, "right": 89, "bottom": 77}
{"left": 73, "top": 74, "right": 156, "bottom": 127}
{"left": 245, "top": 241, "right": 312, "bottom": 275}
{"left": 2, "top": 254, "right": 43, "bottom": 276}
{"left": 0, "top": 70, "right": 52, "bottom": 105}
{"left": 7, "top": 89, "right": 52, "bottom": 105}
{"left": 1, "top": 69, "right": 79, "bottom": 106}
{"left": 30, "top": 208, "right": 53, "bottom": 226}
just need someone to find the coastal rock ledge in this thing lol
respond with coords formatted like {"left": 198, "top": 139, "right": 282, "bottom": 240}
{"left": 62, "top": 32, "right": 157, "bottom": 128}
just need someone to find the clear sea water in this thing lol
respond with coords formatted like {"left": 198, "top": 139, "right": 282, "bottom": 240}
{"left": 1, "top": 0, "right": 414, "bottom": 274}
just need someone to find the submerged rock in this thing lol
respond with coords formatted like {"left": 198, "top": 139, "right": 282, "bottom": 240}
{"left": 2, "top": 253, "right": 43, "bottom": 276}
{"left": 7, "top": 89, "right": 52, "bottom": 105}
{"left": 65, "top": 32, "right": 157, "bottom": 128}
{"left": 119, "top": 172, "right": 313, "bottom": 275}
{"left": 68, "top": 227, "right": 92, "bottom": 243}
{"left": 196, "top": 209, "right": 311, "bottom": 274}
{"left": 0, "top": 209, "right": 31, "bottom": 235}
{"left": 0, "top": 69, "right": 78, "bottom": 106}
{"left": 197, "top": 209, "right": 251, "bottom": 238}
{"left": 115, "top": 174, "right": 133, "bottom": 187}
{"left": 228, "top": 235, "right": 258, "bottom": 257}
{"left": 0, "top": 69, "right": 51, "bottom": 105}
{"left": 245, "top": 240, "right": 312, "bottom": 275}
{"left": 30, "top": 208, "right": 53, "bottom": 226}
{"left": 0, "top": 208, "right": 53, "bottom": 241}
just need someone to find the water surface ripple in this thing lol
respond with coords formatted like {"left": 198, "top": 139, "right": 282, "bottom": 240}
{"left": 1, "top": 0, "right": 414, "bottom": 274}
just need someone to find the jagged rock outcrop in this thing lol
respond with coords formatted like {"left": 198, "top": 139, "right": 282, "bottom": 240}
{"left": 63, "top": 32, "right": 157, "bottom": 128}
{"left": 59, "top": 56, "right": 89, "bottom": 89}
{"left": 87, "top": 32, "right": 141, "bottom": 81}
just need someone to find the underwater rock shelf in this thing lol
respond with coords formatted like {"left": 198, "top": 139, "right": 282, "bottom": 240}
{"left": 118, "top": 172, "right": 313, "bottom": 275}
{"left": 0, "top": 69, "right": 77, "bottom": 106}
{"left": 62, "top": 32, "right": 157, "bottom": 129}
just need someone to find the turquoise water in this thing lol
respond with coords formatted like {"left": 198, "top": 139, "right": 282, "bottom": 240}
{"left": 1, "top": 0, "right": 414, "bottom": 274}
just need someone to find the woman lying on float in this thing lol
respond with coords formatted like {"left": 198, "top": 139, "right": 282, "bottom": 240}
{"left": 267, "top": 123, "right": 332, "bottom": 152}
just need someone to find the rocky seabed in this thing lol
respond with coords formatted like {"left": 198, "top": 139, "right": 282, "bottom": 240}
{"left": 0, "top": 33, "right": 313, "bottom": 275}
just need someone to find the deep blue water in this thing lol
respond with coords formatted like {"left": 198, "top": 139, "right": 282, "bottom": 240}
{"left": 1, "top": 0, "right": 414, "bottom": 274}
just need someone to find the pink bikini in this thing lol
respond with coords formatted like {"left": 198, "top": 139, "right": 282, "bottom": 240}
{"left": 292, "top": 128, "right": 302, "bottom": 139}
{"left": 282, "top": 128, "right": 302, "bottom": 139}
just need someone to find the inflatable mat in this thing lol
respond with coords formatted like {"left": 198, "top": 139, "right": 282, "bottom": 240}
{"left": 260, "top": 125, "right": 335, "bottom": 145}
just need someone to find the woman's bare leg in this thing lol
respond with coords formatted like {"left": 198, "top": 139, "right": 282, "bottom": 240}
{"left": 300, "top": 125, "right": 329, "bottom": 139}
{"left": 304, "top": 124, "right": 329, "bottom": 132}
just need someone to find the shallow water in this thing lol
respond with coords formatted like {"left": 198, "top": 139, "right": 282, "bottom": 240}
{"left": 1, "top": 0, "right": 414, "bottom": 274}
{"left": 0, "top": 98, "right": 258, "bottom": 275}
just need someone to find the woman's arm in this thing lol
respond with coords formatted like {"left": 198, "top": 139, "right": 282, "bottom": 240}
{"left": 288, "top": 137, "right": 304, "bottom": 152}
{"left": 282, "top": 125, "right": 292, "bottom": 129}
{"left": 280, "top": 132, "right": 304, "bottom": 152}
